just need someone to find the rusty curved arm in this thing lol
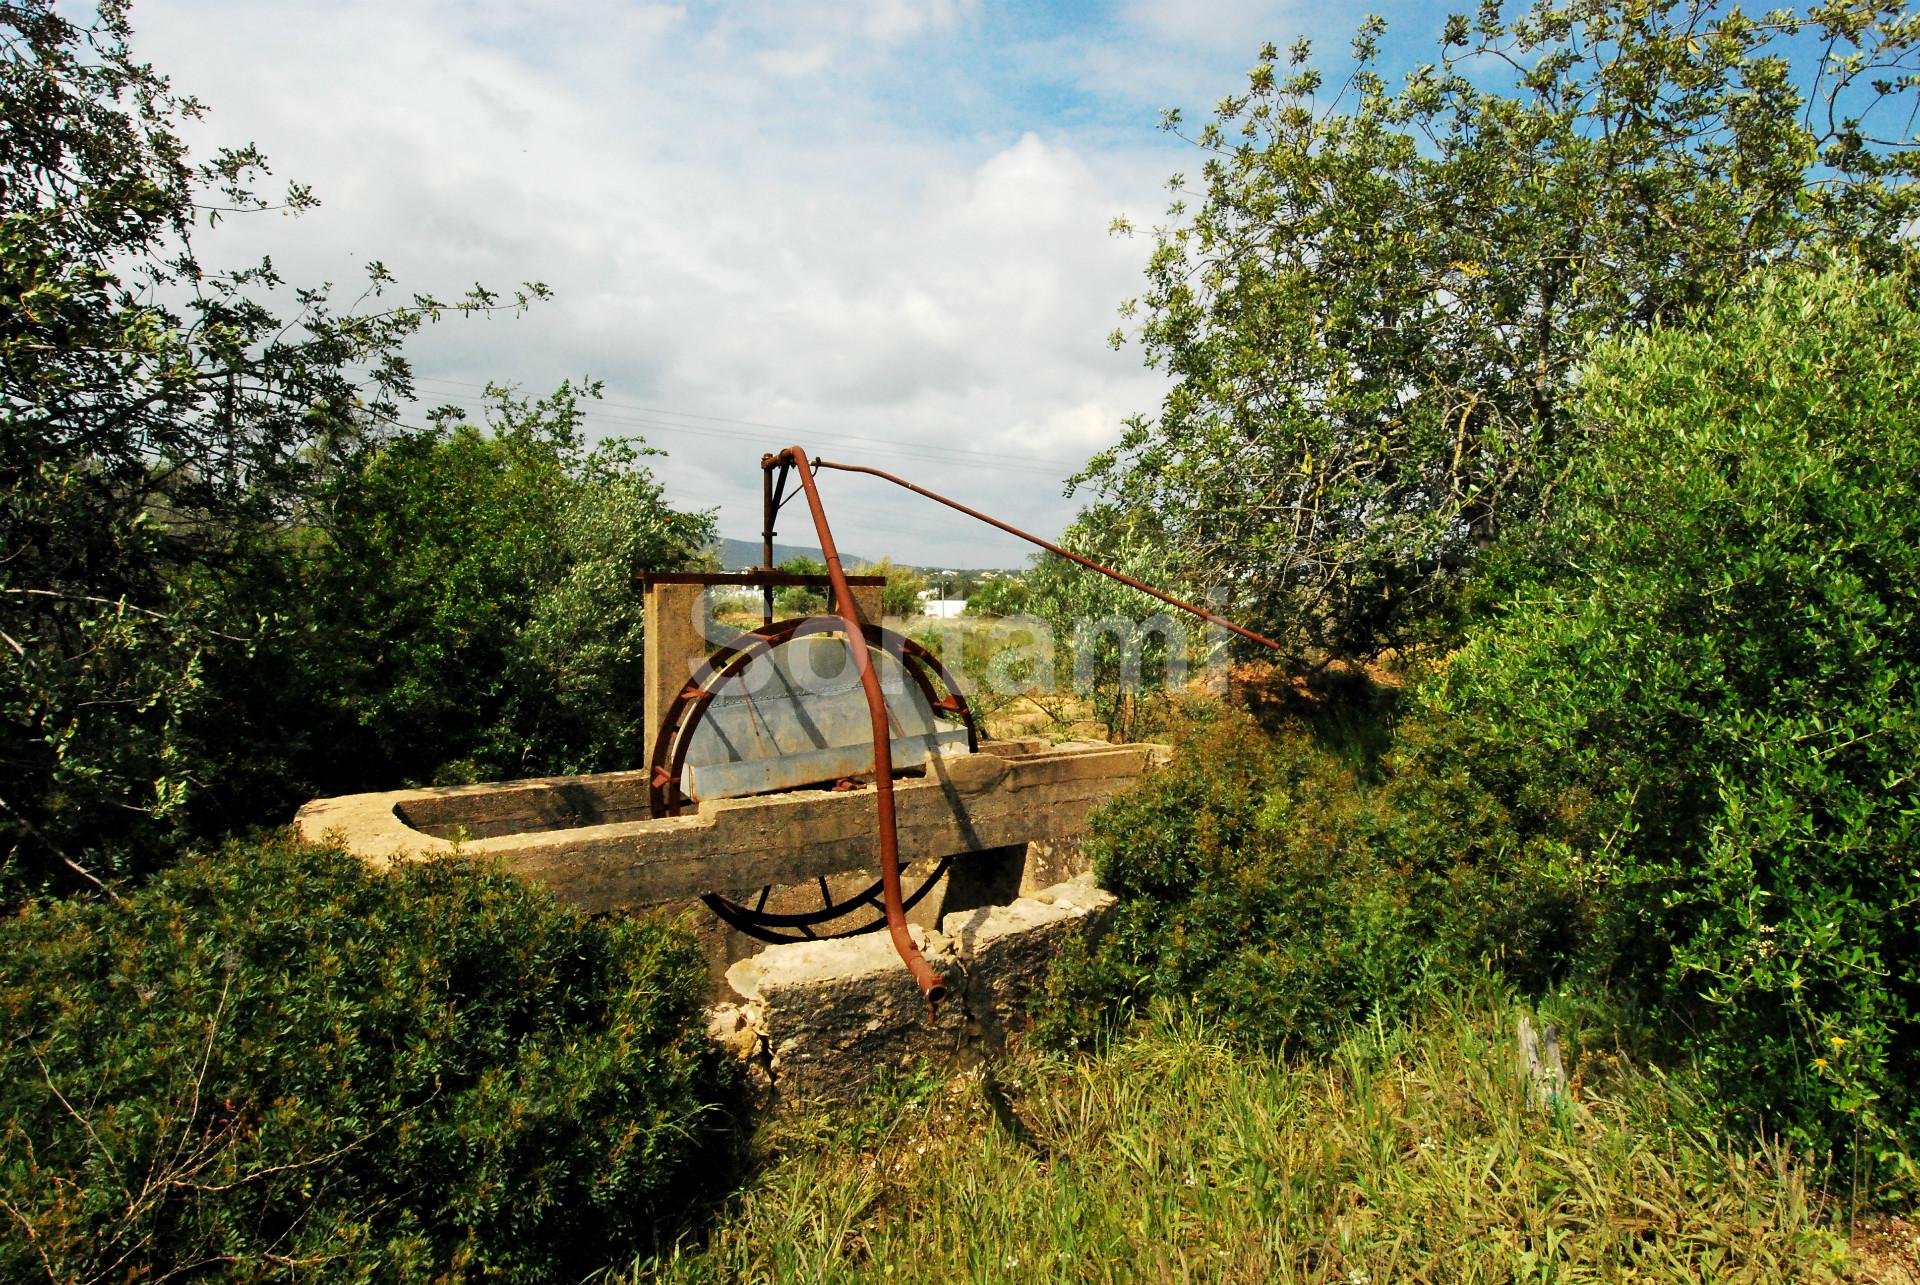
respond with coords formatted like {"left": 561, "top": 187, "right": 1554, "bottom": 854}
{"left": 766, "top": 447, "right": 947, "bottom": 1003}
{"left": 811, "top": 458, "right": 1283, "bottom": 652}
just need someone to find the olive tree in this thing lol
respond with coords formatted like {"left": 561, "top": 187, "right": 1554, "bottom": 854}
{"left": 1083, "top": 0, "right": 1920, "bottom": 662}
{"left": 0, "top": 0, "right": 545, "bottom": 895}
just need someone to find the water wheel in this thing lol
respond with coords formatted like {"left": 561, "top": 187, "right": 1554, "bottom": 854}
{"left": 646, "top": 614, "right": 979, "bottom": 942}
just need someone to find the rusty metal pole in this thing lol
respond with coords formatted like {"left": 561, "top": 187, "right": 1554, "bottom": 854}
{"left": 758, "top": 455, "right": 787, "bottom": 627}
{"left": 812, "top": 458, "right": 1284, "bottom": 651}
{"left": 770, "top": 447, "right": 946, "bottom": 1003}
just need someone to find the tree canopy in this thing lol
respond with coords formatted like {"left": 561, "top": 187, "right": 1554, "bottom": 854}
{"left": 0, "top": 2, "right": 705, "bottom": 898}
{"left": 964, "top": 575, "right": 1030, "bottom": 617}
{"left": 1082, "top": 0, "right": 1920, "bottom": 663}
{"left": 854, "top": 558, "right": 929, "bottom": 616}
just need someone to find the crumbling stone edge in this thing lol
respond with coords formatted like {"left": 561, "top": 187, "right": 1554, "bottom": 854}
{"left": 704, "top": 872, "right": 1117, "bottom": 1105}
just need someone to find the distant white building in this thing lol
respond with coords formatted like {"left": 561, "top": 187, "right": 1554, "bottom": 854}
{"left": 921, "top": 599, "right": 966, "bottom": 619}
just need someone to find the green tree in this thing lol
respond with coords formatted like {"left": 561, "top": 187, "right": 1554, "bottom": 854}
{"left": 773, "top": 555, "right": 827, "bottom": 616}
{"left": 855, "top": 557, "right": 927, "bottom": 616}
{"left": 964, "top": 575, "right": 1029, "bottom": 617}
{"left": 202, "top": 383, "right": 713, "bottom": 809}
{"left": 1424, "top": 262, "right": 1920, "bottom": 1185}
{"left": 1083, "top": 0, "right": 1920, "bottom": 663}
{"left": 1026, "top": 511, "right": 1200, "bottom": 742}
{"left": 0, "top": 0, "right": 544, "bottom": 896}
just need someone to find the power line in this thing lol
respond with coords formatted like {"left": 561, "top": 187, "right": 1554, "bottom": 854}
{"left": 398, "top": 389, "right": 1039, "bottom": 524}
{"left": 419, "top": 389, "right": 1079, "bottom": 479}
{"left": 398, "top": 384, "right": 1076, "bottom": 559}
{"left": 406, "top": 375, "right": 1092, "bottom": 477}
{"left": 411, "top": 373, "right": 1087, "bottom": 467}
{"left": 422, "top": 395, "right": 1073, "bottom": 481}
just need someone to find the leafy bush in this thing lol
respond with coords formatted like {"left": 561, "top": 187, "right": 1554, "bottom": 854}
{"left": 1031, "top": 705, "right": 1582, "bottom": 1054}
{"left": 963, "top": 576, "right": 1028, "bottom": 617}
{"left": 196, "top": 382, "right": 713, "bottom": 824}
{"left": 0, "top": 833, "right": 733, "bottom": 1282}
{"left": 1424, "top": 263, "right": 1920, "bottom": 1192}
{"left": 1023, "top": 509, "right": 1204, "bottom": 743}
{"left": 772, "top": 556, "right": 827, "bottom": 617}
{"left": 1044, "top": 266, "right": 1920, "bottom": 1197}
{"left": 852, "top": 558, "right": 927, "bottom": 616}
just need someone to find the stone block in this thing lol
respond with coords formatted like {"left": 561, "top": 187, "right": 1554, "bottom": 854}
{"left": 712, "top": 874, "right": 1117, "bottom": 1105}
{"left": 724, "top": 924, "right": 968, "bottom": 1103}
{"left": 942, "top": 872, "right": 1117, "bottom": 1045}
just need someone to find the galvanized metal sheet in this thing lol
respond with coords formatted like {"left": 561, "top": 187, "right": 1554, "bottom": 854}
{"left": 684, "top": 634, "right": 969, "bottom": 802}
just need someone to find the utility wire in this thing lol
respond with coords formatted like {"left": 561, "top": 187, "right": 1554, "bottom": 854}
{"left": 407, "top": 375, "right": 1089, "bottom": 476}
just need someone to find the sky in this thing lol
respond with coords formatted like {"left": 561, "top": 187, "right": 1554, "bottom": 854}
{"left": 137, "top": 0, "right": 1447, "bottom": 567}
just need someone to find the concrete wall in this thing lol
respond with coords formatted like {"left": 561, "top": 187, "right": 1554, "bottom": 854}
{"left": 709, "top": 871, "right": 1117, "bottom": 1104}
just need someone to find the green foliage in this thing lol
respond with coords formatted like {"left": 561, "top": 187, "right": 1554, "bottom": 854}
{"left": 1053, "top": 264, "right": 1920, "bottom": 1200}
{"left": 852, "top": 557, "right": 926, "bottom": 616}
{"left": 772, "top": 556, "right": 827, "bottom": 617}
{"left": 202, "top": 382, "right": 712, "bottom": 811}
{"left": 646, "top": 997, "right": 1849, "bottom": 1282}
{"left": 1024, "top": 510, "right": 1205, "bottom": 742}
{"left": 963, "top": 575, "right": 1028, "bottom": 617}
{"left": 1423, "top": 263, "right": 1920, "bottom": 1193}
{"left": 1082, "top": 0, "right": 1920, "bottom": 663}
{"left": 1031, "top": 705, "right": 1582, "bottom": 1055}
{"left": 0, "top": 833, "right": 732, "bottom": 1282}
{"left": 0, "top": 2, "right": 551, "bottom": 896}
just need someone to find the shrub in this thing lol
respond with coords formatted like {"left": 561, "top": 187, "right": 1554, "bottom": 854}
{"left": 193, "top": 383, "right": 714, "bottom": 827}
{"left": 1031, "top": 705, "right": 1581, "bottom": 1055}
{"left": 772, "top": 556, "right": 827, "bottom": 617}
{"left": 1425, "top": 263, "right": 1920, "bottom": 1193}
{"left": 0, "top": 833, "right": 733, "bottom": 1282}
{"left": 1048, "top": 266, "right": 1920, "bottom": 1197}
{"left": 963, "top": 576, "right": 1028, "bottom": 618}
{"left": 852, "top": 558, "right": 927, "bottom": 617}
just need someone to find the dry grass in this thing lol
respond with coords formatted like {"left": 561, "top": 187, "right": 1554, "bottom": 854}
{"left": 627, "top": 995, "right": 1874, "bottom": 1283}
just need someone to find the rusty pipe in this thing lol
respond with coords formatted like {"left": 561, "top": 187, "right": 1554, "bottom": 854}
{"left": 771, "top": 447, "right": 946, "bottom": 1003}
{"left": 759, "top": 456, "right": 784, "bottom": 627}
{"left": 811, "top": 458, "right": 1283, "bottom": 651}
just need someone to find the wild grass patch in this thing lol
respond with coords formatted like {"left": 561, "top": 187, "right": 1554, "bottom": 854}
{"left": 634, "top": 995, "right": 1850, "bottom": 1283}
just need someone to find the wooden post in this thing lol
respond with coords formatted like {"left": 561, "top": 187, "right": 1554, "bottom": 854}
{"left": 1517, "top": 1014, "right": 1568, "bottom": 1111}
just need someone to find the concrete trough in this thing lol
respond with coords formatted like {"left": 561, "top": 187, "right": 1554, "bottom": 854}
{"left": 296, "top": 736, "right": 1164, "bottom": 976}
{"left": 298, "top": 573, "right": 1165, "bottom": 985}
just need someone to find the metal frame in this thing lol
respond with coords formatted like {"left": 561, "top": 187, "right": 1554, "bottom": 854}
{"left": 646, "top": 611, "right": 979, "bottom": 964}
{"left": 644, "top": 445, "right": 1279, "bottom": 1005}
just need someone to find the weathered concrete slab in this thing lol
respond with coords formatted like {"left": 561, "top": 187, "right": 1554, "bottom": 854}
{"left": 724, "top": 924, "right": 970, "bottom": 1100}
{"left": 711, "top": 872, "right": 1119, "bottom": 1103}
{"left": 295, "top": 740, "right": 1162, "bottom": 916}
{"left": 943, "top": 873, "right": 1118, "bottom": 1046}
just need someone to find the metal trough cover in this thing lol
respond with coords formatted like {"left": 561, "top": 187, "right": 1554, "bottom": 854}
{"left": 683, "top": 634, "right": 969, "bottom": 801}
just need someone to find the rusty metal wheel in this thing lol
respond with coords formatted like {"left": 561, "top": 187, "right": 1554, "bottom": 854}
{"left": 647, "top": 616, "right": 979, "bottom": 943}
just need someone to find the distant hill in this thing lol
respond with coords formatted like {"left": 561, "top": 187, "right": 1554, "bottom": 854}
{"left": 709, "top": 537, "right": 1020, "bottom": 578}
{"left": 711, "top": 537, "right": 867, "bottom": 571}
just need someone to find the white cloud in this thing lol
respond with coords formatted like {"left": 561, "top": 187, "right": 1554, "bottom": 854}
{"left": 755, "top": 42, "right": 834, "bottom": 77}
{"left": 133, "top": 0, "right": 1207, "bottom": 565}
{"left": 861, "top": 0, "right": 975, "bottom": 43}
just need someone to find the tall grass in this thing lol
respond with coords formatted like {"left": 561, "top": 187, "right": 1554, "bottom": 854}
{"left": 629, "top": 994, "right": 1850, "bottom": 1283}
